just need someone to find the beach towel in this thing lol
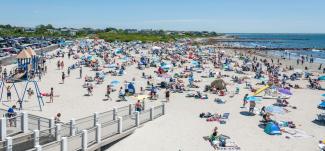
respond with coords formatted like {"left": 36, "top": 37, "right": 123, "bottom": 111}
{"left": 221, "top": 113, "right": 230, "bottom": 119}
{"left": 216, "top": 139, "right": 240, "bottom": 151}
{"left": 282, "top": 128, "right": 314, "bottom": 139}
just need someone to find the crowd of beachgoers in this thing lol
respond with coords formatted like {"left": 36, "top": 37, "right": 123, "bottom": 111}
{"left": 0, "top": 38, "right": 325, "bottom": 151}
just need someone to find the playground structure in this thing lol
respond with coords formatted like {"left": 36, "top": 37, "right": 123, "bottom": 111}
{"left": 15, "top": 48, "right": 42, "bottom": 80}
{"left": 0, "top": 47, "right": 45, "bottom": 111}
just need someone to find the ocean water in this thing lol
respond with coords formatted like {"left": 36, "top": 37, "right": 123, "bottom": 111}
{"left": 226, "top": 33, "right": 325, "bottom": 63}
{"left": 227, "top": 33, "right": 325, "bottom": 49}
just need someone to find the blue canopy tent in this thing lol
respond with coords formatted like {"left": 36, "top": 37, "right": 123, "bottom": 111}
{"left": 319, "top": 101, "right": 325, "bottom": 109}
{"left": 264, "top": 122, "right": 281, "bottom": 135}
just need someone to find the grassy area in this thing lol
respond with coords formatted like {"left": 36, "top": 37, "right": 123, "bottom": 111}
{"left": 97, "top": 32, "right": 212, "bottom": 42}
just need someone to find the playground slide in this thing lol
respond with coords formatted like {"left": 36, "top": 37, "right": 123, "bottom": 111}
{"left": 13, "top": 71, "right": 27, "bottom": 80}
{"left": 253, "top": 85, "right": 270, "bottom": 96}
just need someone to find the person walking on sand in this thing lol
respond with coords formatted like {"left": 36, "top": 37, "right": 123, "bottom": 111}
{"left": 242, "top": 94, "right": 249, "bottom": 108}
{"left": 60, "top": 61, "right": 64, "bottom": 70}
{"left": 61, "top": 72, "right": 65, "bottom": 84}
{"left": 106, "top": 85, "right": 112, "bottom": 101}
{"left": 165, "top": 89, "right": 170, "bottom": 102}
{"left": 87, "top": 85, "right": 93, "bottom": 96}
{"left": 49, "top": 87, "right": 54, "bottom": 103}
{"left": 79, "top": 67, "right": 83, "bottom": 79}
{"left": 249, "top": 101, "right": 256, "bottom": 113}
{"left": 67, "top": 67, "right": 70, "bottom": 77}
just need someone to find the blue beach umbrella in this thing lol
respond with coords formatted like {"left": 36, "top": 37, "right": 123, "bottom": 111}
{"left": 191, "top": 61, "right": 199, "bottom": 65}
{"left": 110, "top": 80, "right": 120, "bottom": 86}
{"left": 318, "top": 76, "right": 325, "bottom": 81}
{"left": 246, "top": 96, "right": 262, "bottom": 102}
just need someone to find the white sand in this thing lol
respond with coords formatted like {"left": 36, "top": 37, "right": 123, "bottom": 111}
{"left": 1, "top": 45, "right": 324, "bottom": 151}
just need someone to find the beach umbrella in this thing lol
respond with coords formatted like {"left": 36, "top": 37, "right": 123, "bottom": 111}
{"left": 318, "top": 76, "right": 325, "bottom": 81}
{"left": 265, "top": 106, "right": 286, "bottom": 114}
{"left": 278, "top": 88, "right": 292, "bottom": 95}
{"left": 246, "top": 96, "right": 262, "bottom": 102}
{"left": 110, "top": 80, "right": 120, "bottom": 86}
{"left": 191, "top": 61, "right": 199, "bottom": 65}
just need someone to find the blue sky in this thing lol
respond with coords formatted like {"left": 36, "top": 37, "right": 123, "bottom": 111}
{"left": 0, "top": 0, "right": 324, "bottom": 33}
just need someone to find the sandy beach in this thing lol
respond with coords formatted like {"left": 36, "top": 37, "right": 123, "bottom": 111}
{"left": 1, "top": 39, "right": 325, "bottom": 151}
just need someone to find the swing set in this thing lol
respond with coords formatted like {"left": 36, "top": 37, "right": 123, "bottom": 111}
{"left": 0, "top": 80, "right": 44, "bottom": 111}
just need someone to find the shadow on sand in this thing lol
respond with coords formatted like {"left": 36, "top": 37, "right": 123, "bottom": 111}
{"left": 312, "top": 120, "right": 325, "bottom": 126}
{"left": 240, "top": 111, "right": 256, "bottom": 116}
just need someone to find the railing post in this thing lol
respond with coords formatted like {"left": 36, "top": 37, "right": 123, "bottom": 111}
{"left": 21, "top": 112, "right": 28, "bottom": 133}
{"left": 0, "top": 118, "right": 6, "bottom": 141}
{"left": 118, "top": 117, "right": 123, "bottom": 134}
{"left": 113, "top": 107, "right": 117, "bottom": 120}
{"left": 61, "top": 137, "right": 68, "bottom": 151}
{"left": 150, "top": 107, "right": 154, "bottom": 121}
{"left": 162, "top": 103, "right": 166, "bottom": 115}
{"left": 35, "top": 145, "right": 42, "bottom": 151}
{"left": 82, "top": 130, "right": 88, "bottom": 150}
{"left": 49, "top": 118, "right": 55, "bottom": 135}
{"left": 37, "top": 118, "right": 41, "bottom": 130}
{"left": 96, "top": 124, "right": 101, "bottom": 144}
{"left": 94, "top": 112, "right": 99, "bottom": 126}
{"left": 70, "top": 118, "right": 76, "bottom": 136}
{"left": 55, "top": 124, "right": 61, "bottom": 141}
{"left": 34, "top": 130, "right": 40, "bottom": 147}
{"left": 6, "top": 137, "right": 12, "bottom": 151}
{"left": 129, "top": 104, "right": 132, "bottom": 115}
{"left": 135, "top": 111, "right": 140, "bottom": 127}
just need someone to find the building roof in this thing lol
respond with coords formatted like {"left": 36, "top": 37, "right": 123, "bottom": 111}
{"left": 26, "top": 47, "right": 36, "bottom": 56}
{"left": 16, "top": 49, "right": 31, "bottom": 59}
